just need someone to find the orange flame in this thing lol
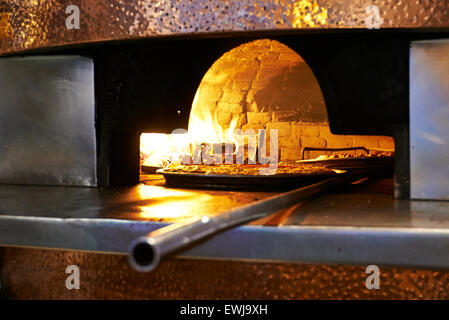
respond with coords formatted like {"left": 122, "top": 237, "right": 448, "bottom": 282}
{"left": 140, "top": 87, "right": 241, "bottom": 168}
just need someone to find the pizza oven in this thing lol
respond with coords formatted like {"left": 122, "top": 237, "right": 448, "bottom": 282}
{"left": 2, "top": 0, "right": 449, "bottom": 299}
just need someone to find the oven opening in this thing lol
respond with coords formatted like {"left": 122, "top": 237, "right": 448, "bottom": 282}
{"left": 139, "top": 39, "right": 395, "bottom": 191}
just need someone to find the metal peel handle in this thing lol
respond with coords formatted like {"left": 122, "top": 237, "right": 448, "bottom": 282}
{"left": 128, "top": 171, "right": 365, "bottom": 272}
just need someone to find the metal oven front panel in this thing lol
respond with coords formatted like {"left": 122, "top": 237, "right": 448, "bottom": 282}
{"left": 410, "top": 39, "right": 449, "bottom": 200}
{"left": 0, "top": 56, "right": 96, "bottom": 186}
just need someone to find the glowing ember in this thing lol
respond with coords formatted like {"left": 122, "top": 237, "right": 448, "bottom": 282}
{"left": 140, "top": 132, "right": 189, "bottom": 167}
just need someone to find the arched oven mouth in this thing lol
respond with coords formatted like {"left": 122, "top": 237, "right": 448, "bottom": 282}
{"left": 139, "top": 39, "right": 394, "bottom": 191}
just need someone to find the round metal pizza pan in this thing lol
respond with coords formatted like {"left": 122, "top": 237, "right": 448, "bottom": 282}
{"left": 155, "top": 157, "right": 393, "bottom": 190}
{"left": 158, "top": 170, "right": 340, "bottom": 190}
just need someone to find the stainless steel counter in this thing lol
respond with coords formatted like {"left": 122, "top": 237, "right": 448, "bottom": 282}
{"left": 1, "top": 177, "right": 449, "bottom": 269}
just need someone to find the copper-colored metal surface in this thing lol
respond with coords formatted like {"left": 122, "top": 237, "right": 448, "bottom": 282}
{"left": 2, "top": 246, "right": 449, "bottom": 299}
{"left": 1, "top": 0, "right": 449, "bottom": 56}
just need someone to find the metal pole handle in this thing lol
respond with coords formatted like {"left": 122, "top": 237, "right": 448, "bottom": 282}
{"left": 128, "top": 171, "right": 365, "bottom": 272}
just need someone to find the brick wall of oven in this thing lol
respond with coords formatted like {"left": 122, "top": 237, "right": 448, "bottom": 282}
{"left": 192, "top": 39, "right": 394, "bottom": 160}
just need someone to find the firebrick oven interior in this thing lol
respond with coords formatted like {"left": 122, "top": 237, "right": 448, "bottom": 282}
{"left": 140, "top": 39, "right": 395, "bottom": 190}
{"left": 2, "top": 0, "right": 449, "bottom": 302}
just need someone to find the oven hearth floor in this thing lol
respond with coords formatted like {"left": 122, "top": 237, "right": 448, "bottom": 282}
{"left": 1, "top": 176, "right": 449, "bottom": 269}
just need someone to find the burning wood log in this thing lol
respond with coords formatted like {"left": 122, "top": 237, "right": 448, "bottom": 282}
{"left": 182, "top": 141, "right": 259, "bottom": 165}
